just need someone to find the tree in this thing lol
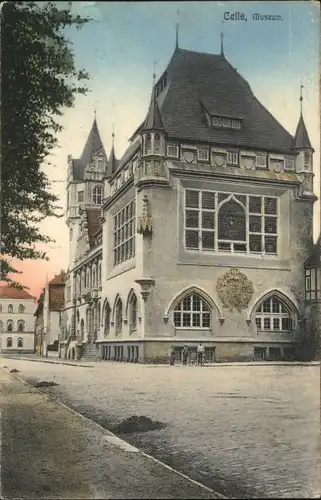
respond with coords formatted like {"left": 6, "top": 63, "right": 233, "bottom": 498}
{"left": 1, "top": 1, "right": 91, "bottom": 285}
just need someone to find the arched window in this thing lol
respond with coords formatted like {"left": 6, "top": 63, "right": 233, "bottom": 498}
{"left": 80, "top": 319, "right": 85, "bottom": 340}
{"left": 76, "top": 274, "right": 80, "bottom": 295}
{"left": 154, "top": 133, "right": 161, "bottom": 154}
{"left": 255, "top": 296, "right": 294, "bottom": 332}
{"left": 115, "top": 299, "right": 123, "bottom": 333}
{"left": 0, "top": 305, "right": 2, "bottom": 313}
{"left": 0, "top": 320, "right": 3, "bottom": 332}
{"left": 7, "top": 320, "right": 13, "bottom": 332}
{"left": 104, "top": 301, "right": 111, "bottom": 336}
{"left": 129, "top": 294, "right": 138, "bottom": 332}
{"left": 218, "top": 198, "right": 246, "bottom": 243}
{"left": 173, "top": 293, "right": 211, "bottom": 328}
{"left": 144, "top": 134, "right": 152, "bottom": 155}
{"left": 81, "top": 271, "right": 85, "bottom": 292}
{"left": 8, "top": 304, "right": 13, "bottom": 313}
{"left": 18, "top": 304, "right": 25, "bottom": 313}
{"left": 17, "top": 320, "right": 24, "bottom": 332}
{"left": 76, "top": 310, "right": 80, "bottom": 323}
{"left": 17, "top": 337, "right": 23, "bottom": 348}
{"left": 93, "top": 185, "right": 103, "bottom": 205}
{"left": 7, "top": 337, "right": 12, "bottom": 348}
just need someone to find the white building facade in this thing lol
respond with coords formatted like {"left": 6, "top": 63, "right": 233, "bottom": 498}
{"left": 61, "top": 43, "right": 317, "bottom": 363}
{"left": 0, "top": 286, "right": 36, "bottom": 353}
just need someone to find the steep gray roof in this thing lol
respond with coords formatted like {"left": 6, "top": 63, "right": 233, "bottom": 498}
{"left": 72, "top": 118, "right": 108, "bottom": 181}
{"left": 142, "top": 85, "right": 165, "bottom": 132}
{"left": 292, "top": 114, "right": 313, "bottom": 150}
{"left": 155, "top": 48, "right": 295, "bottom": 153}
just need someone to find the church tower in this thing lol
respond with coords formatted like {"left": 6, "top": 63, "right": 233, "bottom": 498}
{"left": 293, "top": 87, "right": 314, "bottom": 195}
{"left": 66, "top": 116, "right": 107, "bottom": 268}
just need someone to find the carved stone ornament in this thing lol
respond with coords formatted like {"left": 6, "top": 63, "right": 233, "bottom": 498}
{"left": 183, "top": 151, "right": 195, "bottom": 163}
{"left": 216, "top": 267, "right": 254, "bottom": 313}
{"left": 241, "top": 156, "right": 255, "bottom": 170}
{"left": 137, "top": 194, "right": 153, "bottom": 235}
{"left": 213, "top": 154, "right": 225, "bottom": 167}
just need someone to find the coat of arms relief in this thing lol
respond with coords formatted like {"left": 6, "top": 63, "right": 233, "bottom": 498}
{"left": 216, "top": 268, "right": 254, "bottom": 313}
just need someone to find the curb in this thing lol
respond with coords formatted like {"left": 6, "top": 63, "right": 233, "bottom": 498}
{"left": 1, "top": 356, "right": 93, "bottom": 368}
{"left": 5, "top": 368, "right": 228, "bottom": 499}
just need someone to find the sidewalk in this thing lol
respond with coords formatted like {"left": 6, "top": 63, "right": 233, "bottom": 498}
{"left": 1, "top": 353, "right": 320, "bottom": 368}
{"left": 1, "top": 368, "right": 220, "bottom": 499}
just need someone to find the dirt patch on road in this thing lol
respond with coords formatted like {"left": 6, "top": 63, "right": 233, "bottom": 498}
{"left": 113, "top": 415, "right": 167, "bottom": 434}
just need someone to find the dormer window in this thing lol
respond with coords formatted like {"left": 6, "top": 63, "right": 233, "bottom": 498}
{"left": 222, "top": 118, "right": 232, "bottom": 128}
{"left": 197, "top": 148, "right": 209, "bottom": 162}
{"left": 144, "top": 134, "right": 152, "bottom": 155}
{"left": 284, "top": 158, "right": 294, "bottom": 171}
{"left": 212, "top": 116, "right": 241, "bottom": 129}
{"left": 167, "top": 145, "right": 179, "bottom": 158}
{"left": 256, "top": 155, "right": 267, "bottom": 168}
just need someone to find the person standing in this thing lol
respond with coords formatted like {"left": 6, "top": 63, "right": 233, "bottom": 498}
{"left": 169, "top": 347, "right": 176, "bottom": 366}
{"left": 182, "top": 345, "right": 189, "bottom": 365}
{"left": 197, "top": 342, "right": 205, "bottom": 366}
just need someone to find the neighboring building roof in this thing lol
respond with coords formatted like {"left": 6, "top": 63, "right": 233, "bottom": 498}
{"left": 86, "top": 208, "right": 102, "bottom": 247}
{"left": 0, "top": 285, "right": 34, "bottom": 300}
{"left": 49, "top": 270, "right": 66, "bottom": 286}
{"left": 304, "top": 235, "right": 321, "bottom": 269}
{"left": 151, "top": 48, "right": 294, "bottom": 153}
{"left": 292, "top": 113, "right": 313, "bottom": 150}
{"left": 142, "top": 85, "right": 165, "bottom": 132}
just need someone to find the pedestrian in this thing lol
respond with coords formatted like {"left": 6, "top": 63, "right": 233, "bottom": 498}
{"left": 197, "top": 342, "right": 205, "bottom": 366}
{"left": 188, "top": 351, "right": 197, "bottom": 366}
{"left": 182, "top": 345, "right": 189, "bottom": 365}
{"left": 169, "top": 347, "right": 176, "bottom": 366}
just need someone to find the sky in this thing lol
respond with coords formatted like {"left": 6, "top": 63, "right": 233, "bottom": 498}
{"left": 9, "top": 0, "right": 320, "bottom": 298}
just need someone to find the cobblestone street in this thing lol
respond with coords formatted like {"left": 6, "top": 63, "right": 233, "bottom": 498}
{"left": 2, "top": 358, "right": 320, "bottom": 498}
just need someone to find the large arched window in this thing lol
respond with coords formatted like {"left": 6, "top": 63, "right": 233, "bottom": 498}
{"left": 104, "top": 301, "right": 111, "bottom": 336}
{"left": 129, "top": 293, "right": 138, "bottom": 332}
{"left": 17, "top": 320, "right": 25, "bottom": 332}
{"left": 173, "top": 293, "right": 211, "bottom": 328}
{"left": 92, "top": 266, "right": 97, "bottom": 288}
{"left": 18, "top": 304, "right": 25, "bottom": 313}
{"left": 17, "top": 338, "right": 23, "bottom": 348}
{"left": 8, "top": 304, "right": 13, "bottom": 313}
{"left": 7, "top": 320, "right": 13, "bottom": 332}
{"left": 93, "top": 185, "right": 103, "bottom": 205}
{"left": 115, "top": 298, "right": 123, "bottom": 334}
{"left": 255, "top": 295, "right": 294, "bottom": 332}
{"left": 7, "top": 337, "right": 12, "bottom": 348}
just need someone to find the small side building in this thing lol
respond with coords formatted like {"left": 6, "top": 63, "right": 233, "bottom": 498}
{"left": 34, "top": 271, "right": 66, "bottom": 356}
{"left": 304, "top": 235, "right": 321, "bottom": 358}
{"left": 0, "top": 285, "right": 36, "bottom": 353}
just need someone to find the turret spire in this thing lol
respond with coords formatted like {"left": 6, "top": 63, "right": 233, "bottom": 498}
{"left": 299, "top": 83, "right": 304, "bottom": 115}
{"left": 293, "top": 85, "right": 313, "bottom": 151}
{"left": 80, "top": 115, "right": 106, "bottom": 166}
{"left": 141, "top": 63, "right": 165, "bottom": 132}
{"left": 109, "top": 124, "right": 117, "bottom": 174}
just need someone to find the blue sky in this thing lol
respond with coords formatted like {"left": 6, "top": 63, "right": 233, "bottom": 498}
{"left": 19, "top": 1, "right": 320, "bottom": 294}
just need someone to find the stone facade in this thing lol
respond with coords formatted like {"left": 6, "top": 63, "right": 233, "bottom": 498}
{"left": 61, "top": 45, "right": 317, "bottom": 363}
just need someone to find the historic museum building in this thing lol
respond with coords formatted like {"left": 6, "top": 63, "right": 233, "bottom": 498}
{"left": 59, "top": 40, "right": 317, "bottom": 362}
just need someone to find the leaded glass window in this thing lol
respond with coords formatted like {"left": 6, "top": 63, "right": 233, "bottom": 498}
{"left": 113, "top": 200, "right": 136, "bottom": 266}
{"left": 184, "top": 189, "right": 278, "bottom": 255}
{"left": 173, "top": 293, "right": 211, "bottom": 328}
{"left": 255, "top": 296, "right": 293, "bottom": 332}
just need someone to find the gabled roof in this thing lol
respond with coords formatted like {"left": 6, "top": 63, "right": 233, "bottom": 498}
{"left": 80, "top": 118, "right": 107, "bottom": 166}
{"left": 86, "top": 208, "right": 102, "bottom": 247}
{"left": 292, "top": 114, "right": 313, "bottom": 150}
{"left": 152, "top": 48, "right": 294, "bottom": 152}
{"left": 0, "top": 285, "right": 34, "bottom": 300}
{"left": 71, "top": 118, "right": 108, "bottom": 181}
{"left": 142, "top": 85, "right": 165, "bottom": 132}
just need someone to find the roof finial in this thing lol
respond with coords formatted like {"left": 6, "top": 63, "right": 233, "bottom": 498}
{"left": 153, "top": 61, "right": 157, "bottom": 86}
{"left": 220, "top": 20, "right": 225, "bottom": 57}
{"left": 175, "top": 9, "right": 180, "bottom": 50}
{"left": 112, "top": 123, "right": 115, "bottom": 145}
{"left": 94, "top": 107, "right": 97, "bottom": 121}
{"left": 300, "top": 83, "right": 304, "bottom": 115}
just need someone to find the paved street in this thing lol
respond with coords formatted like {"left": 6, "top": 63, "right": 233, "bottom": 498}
{"left": 1, "top": 358, "right": 320, "bottom": 498}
